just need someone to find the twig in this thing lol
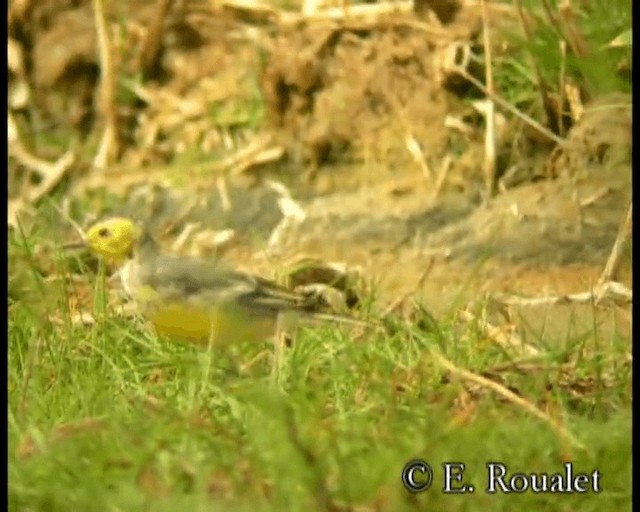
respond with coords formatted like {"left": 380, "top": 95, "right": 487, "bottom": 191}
{"left": 557, "top": 1, "right": 589, "bottom": 58}
{"left": 139, "top": 0, "right": 174, "bottom": 79}
{"left": 276, "top": 0, "right": 517, "bottom": 26}
{"left": 216, "top": 176, "right": 232, "bottom": 212}
{"left": 459, "top": 309, "right": 540, "bottom": 356}
{"left": 171, "top": 223, "right": 201, "bottom": 252}
{"left": 25, "top": 151, "right": 75, "bottom": 202}
{"left": 278, "top": 0, "right": 414, "bottom": 24}
{"left": 429, "top": 349, "right": 587, "bottom": 452}
{"left": 558, "top": 40, "right": 567, "bottom": 136}
{"left": 383, "top": 260, "right": 434, "bottom": 316}
{"left": 215, "top": 0, "right": 516, "bottom": 38}
{"left": 492, "top": 281, "right": 632, "bottom": 308}
{"left": 453, "top": 67, "right": 565, "bottom": 146}
{"left": 230, "top": 146, "right": 285, "bottom": 175}
{"left": 432, "top": 155, "right": 452, "bottom": 199}
{"left": 48, "top": 200, "right": 86, "bottom": 240}
{"left": 405, "top": 134, "right": 432, "bottom": 181}
{"left": 8, "top": 115, "right": 76, "bottom": 226}
{"left": 8, "top": 115, "right": 75, "bottom": 190}
{"left": 266, "top": 190, "right": 307, "bottom": 252}
{"left": 444, "top": 115, "right": 474, "bottom": 135}
{"left": 597, "top": 201, "right": 632, "bottom": 287}
{"left": 571, "top": 174, "right": 583, "bottom": 235}
{"left": 92, "top": 0, "right": 119, "bottom": 169}
{"left": 214, "top": 133, "right": 284, "bottom": 175}
{"left": 579, "top": 186, "right": 611, "bottom": 207}
{"left": 483, "top": 357, "right": 553, "bottom": 375}
{"left": 480, "top": 0, "right": 496, "bottom": 196}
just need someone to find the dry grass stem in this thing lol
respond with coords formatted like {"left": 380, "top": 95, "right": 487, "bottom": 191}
{"left": 429, "top": 349, "right": 587, "bottom": 452}
{"left": 480, "top": 0, "right": 496, "bottom": 196}
{"left": 383, "top": 260, "right": 434, "bottom": 316}
{"left": 459, "top": 309, "right": 540, "bottom": 357}
{"left": 453, "top": 67, "right": 565, "bottom": 146}
{"left": 597, "top": 201, "right": 632, "bottom": 288}
{"left": 92, "top": 0, "right": 119, "bottom": 168}
{"left": 579, "top": 186, "right": 612, "bottom": 207}
{"left": 8, "top": 115, "right": 76, "bottom": 226}
{"left": 492, "top": 281, "right": 632, "bottom": 308}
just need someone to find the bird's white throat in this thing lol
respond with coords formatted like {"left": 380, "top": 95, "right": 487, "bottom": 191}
{"left": 118, "top": 259, "right": 141, "bottom": 298}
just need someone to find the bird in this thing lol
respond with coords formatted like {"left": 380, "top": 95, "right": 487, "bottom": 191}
{"left": 69, "top": 217, "right": 371, "bottom": 368}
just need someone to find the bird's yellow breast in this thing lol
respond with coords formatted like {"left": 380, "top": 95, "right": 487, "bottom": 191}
{"left": 145, "top": 301, "right": 280, "bottom": 346}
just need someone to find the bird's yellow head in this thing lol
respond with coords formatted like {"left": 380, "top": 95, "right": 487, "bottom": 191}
{"left": 84, "top": 217, "right": 142, "bottom": 264}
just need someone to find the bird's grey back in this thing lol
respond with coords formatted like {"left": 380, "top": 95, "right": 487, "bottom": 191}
{"left": 142, "top": 252, "right": 313, "bottom": 317}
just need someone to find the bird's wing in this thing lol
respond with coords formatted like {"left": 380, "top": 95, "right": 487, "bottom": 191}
{"left": 142, "top": 254, "right": 312, "bottom": 316}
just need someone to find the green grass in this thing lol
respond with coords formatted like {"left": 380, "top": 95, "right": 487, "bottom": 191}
{"left": 9, "top": 0, "right": 632, "bottom": 508}
{"left": 482, "top": 0, "right": 631, "bottom": 159}
{"left": 8, "top": 227, "right": 632, "bottom": 512}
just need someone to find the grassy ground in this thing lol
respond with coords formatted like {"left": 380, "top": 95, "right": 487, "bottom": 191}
{"left": 8, "top": 226, "right": 632, "bottom": 512}
{"left": 8, "top": 1, "right": 632, "bottom": 509}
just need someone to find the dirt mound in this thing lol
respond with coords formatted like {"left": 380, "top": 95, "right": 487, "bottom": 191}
{"left": 262, "top": 17, "right": 484, "bottom": 171}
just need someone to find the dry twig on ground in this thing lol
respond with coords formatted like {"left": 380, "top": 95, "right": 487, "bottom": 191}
{"left": 92, "top": 0, "right": 119, "bottom": 168}
{"left": 429, "top": 349, "right": 587, "bottom": 452}
{"left": 458, "top": 308, "right": 540, "bottom": 357}
{"left": 597, "top": 201, "right": 632, "bottom": 288}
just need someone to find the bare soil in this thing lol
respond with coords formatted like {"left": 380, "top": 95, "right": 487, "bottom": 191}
{"left": 9, "top": 0, "right": 632, "bottom": 340}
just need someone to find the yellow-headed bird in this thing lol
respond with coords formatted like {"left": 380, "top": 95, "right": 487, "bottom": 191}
{"left": 73, "top": 218, "right": 369, "bottom": 352}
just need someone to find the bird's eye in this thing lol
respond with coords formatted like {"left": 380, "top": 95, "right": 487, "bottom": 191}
{"left": 98, "top": 228, "right": 110, "bottom": 238}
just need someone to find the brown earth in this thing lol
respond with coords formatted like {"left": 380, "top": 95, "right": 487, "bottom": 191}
{"left": 9, "top": 0, "right": 632, "bottom": 342}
